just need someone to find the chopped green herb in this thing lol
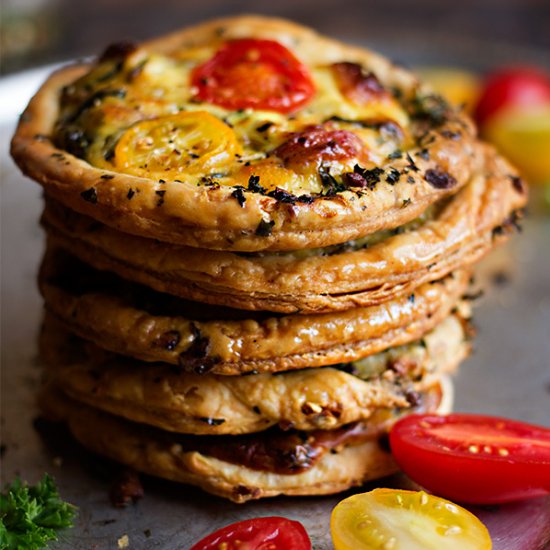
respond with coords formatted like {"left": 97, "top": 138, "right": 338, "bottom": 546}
{"left": 247, "top": 174, "right": 265, "bottom": 193}
{"left": 386, "top": 167, "right": 401, "bottom": 185}
{"left": 387, "top": 149, "right": 403, "bottom": 160}
{"left": 231, "top": 186, "right": 246, "bottom": 207}
{"left": 416, "top": 148, "right": 430, "bottom": 160}
{"left": 352, "top": 165, "right": 384, "bottom": 190}
{"left": 319, "top": 165, "right": 345, "bottom": 195}
{"left": 80, "top": 188, "right": 97, "bottom": 203}
{"left": 405, "top": 153, "right": 420, "bottom": 172}
{"left": 255, "top": 219, "right": 275, "bottom": 237}
{"left": 65, "top": 89, "right": 126, "bottom": 124}
{"left": 0, "top": 474, "right": 77, "bottom": 550}
{"left": 267, "top": 187, "right": 298, "bottom": 204}
{"left": 155, "top": 189, "right": 166, "bottom": 207}
{"left": 409, "top": 93, "right": 450, "bottom": 126}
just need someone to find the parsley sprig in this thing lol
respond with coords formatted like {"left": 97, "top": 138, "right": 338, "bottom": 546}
{"left": 0, "top": 474, "right": 77, "bottom": 550}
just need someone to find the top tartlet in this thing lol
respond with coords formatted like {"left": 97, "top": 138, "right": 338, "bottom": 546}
{"left": 12, "top": 16, "right": 479, "bottom": 251}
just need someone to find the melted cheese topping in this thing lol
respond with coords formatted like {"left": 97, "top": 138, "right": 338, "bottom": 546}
{"left": 55, "top": 44, "right": 411, "bottom": 195}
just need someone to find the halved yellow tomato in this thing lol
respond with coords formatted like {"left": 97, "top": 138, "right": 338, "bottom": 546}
{"left": 113, "top": 111, "right": 242, "bottom": 180}
{"left": 331, "top": 489, "right": 492, "bottom": 550}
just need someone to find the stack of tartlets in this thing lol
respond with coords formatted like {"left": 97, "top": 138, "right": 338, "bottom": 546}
{"left": 11, "top": 16, "right": 526, "bottom": 502}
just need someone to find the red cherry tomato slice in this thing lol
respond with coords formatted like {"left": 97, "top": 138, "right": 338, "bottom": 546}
{"left": 191, "top": 38, "right": 315, "bottom": 113}
{"left": 390, "top": 413, "right": 550, "bottom": 504}
{"left": 189, "top": 516, "right": 312, "bottom": 550}
{"left": 474, "top": 66, "right": 550, "bottom": 126}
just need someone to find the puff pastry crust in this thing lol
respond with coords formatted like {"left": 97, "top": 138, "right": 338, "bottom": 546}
{"left": 39, "top": 247, "right": 470, "bottom": 375}
{"left": 39, "top": 378, "right": 452, "bottom": 502}
{"left": 41, "top": 143, "right": 525, "bottom": 313}
{"left": 12, "top": 16, "right": 480, "bottom": 251}
{"left": 41, "top": 314, "right": 467, "bottom": 435}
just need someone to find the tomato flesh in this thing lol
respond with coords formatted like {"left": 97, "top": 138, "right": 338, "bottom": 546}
{"left": 192, "top": 38, "right": 315, "bottom": 113}
{"left": 113, "top": 111, "right": 242, "bottom": 180}
{"left": 273, "top": 126, "right": 364, "bottom": 168}
{"left": 390, "top": 413, "right": 550, "bottom": 504}
{"left": 331, "top": 62, "right": 389, "bottom": 106}
{"left": 331, "top": 488, "right": 492, "bottom": 550}
{"left": 474, "top": 66, "right": 550, "bottom": 126}
{"left": 189, "top": 516, "right": 311, "bottom": 550}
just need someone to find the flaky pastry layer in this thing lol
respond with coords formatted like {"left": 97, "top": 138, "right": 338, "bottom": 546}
{"left": 39, "top": 247, "right": 470, "bottom": 374}
{"left": 41, "top": 314, "right": 467, "bottom": 434}
{"left": 42, "top": 143, "right": 525, "bottom": 312}
{"left": 39, "top": 378, "right": 452, "bottom": 502}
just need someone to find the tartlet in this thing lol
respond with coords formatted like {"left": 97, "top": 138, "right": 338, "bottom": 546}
{"left": 13, "top": 14, "right": 527, "bottom": 504}
{"left": 12, "top": 16, "right": 481, "bottom": 251}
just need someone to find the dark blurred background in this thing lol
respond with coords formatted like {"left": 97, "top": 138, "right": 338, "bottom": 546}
{"left": 1, "top": 0, "right": 549, "bottom": 75}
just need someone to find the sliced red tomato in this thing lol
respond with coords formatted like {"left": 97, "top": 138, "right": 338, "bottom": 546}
{"left": 189, "top": 516, "right": 311, "bottom": 550}
{"left": 191, "top": 38, "right": 315, "bottom": 113}
{"left": 390, "top": 413, "right": 550, "bottom": 504}
{"left": 331, "top": 489, "right": 492, "bottom": 550}
{"left": 474, "top": 66, "right": 550, "bottom": 126}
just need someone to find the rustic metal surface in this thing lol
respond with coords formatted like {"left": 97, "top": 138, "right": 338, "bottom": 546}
{"left": 2, "top": 103, "right": 550, "bottom": 548}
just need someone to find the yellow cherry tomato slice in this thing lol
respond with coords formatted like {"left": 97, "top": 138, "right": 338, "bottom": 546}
{"left": 113, "top": 111, "right": 242, "bottom": 180}
{"left": 331, "top": 489, "right": 492, "bottom": 550}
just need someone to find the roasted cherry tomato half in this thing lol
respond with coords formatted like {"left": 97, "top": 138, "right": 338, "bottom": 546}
{"left": 390, "top": 413, "right": 550, "bottom": 504}
{"left": 114, "top": 111, "right": 242, "bottom": 180}
{"left": 474, "top": 66, "right": 550, "bottom": 126}
{"left": 191, "top": 38, "right": 315, "bottom": 113}
{"left": 273, "top": 126, "right": 365, "bottom": 168}
{"left": 189, "top": 516, "right": 311, "bottom": 550}
{"left": 331, "top": 62, "right": 389, "bottom": 106}
{"left": 331, "top": 488, "right": 492, "bottom": 550}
